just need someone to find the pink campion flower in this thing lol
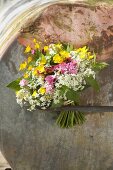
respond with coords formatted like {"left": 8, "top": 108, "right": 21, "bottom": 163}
{"left": 67, "top": 62, "right": 77, "bottom": 74}
{"left": 31, "top": 50, "right": 35, "bottom": 54}
{"left": 19, "top": 79, "right": 28, "bottom": 87}
{"left": 45, "top": 75, "right": 56, "bottom": 85}
{"left": 54, "top": 61, "right": 78, "bottom": 74}
{"left": 45, "top": 84, "right": 54, "bottom": 94}
{"left": 72, "top": 60, "right": 77, "bottom": 65}
{"left": 59, "top": 63, "right": 68, "bottom": 74}
{"left": 54, "top": 62, "right": 67, "bottom": 74}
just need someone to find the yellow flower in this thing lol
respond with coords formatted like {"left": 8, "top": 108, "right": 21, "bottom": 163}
{"left": 40, "top": 56, "right": 46, "bottom": 65}
{"left": 32, "top": 90, "right": 37, "bottom": 97}
{"left": 39, "top": 87, "right": 46, "bottom": 95}
{"left": 23, "top": 73, "right": 29, "bottom": 78}
{"left": 32, "top": 68, "right": 38, "bottom": 76}
{"left": 60, "top": 51, "right": 69, "bottom": 59}
{"left": 28, "top": 56, "right": 32, "bottom": 63}
{"left": 76, "top": 46, "right": 88, "bottom": 53}
{"left": 24, "top": 45, "right": 31, "bottom": 53}
{"left": 53, "top": 54, "right": 64, "bottom": 63}
{"left": 56, "top": 43, "right": 62, "bottom": 49}
{"left": 88, "top": 55, "right": 94, "bottom": 60}
{"left": 77, "top": 47, "right": 89, "bottom": 59}
{"left": 37, "top": 65, "right": 45, "bottom": 73}
{"left": 19, "top": 61, "right": 27, "bottom": 70}
{"left": 35, "top": 43, "right": 40, "bottom": 49}
{"left": 44, "top": 46, "right": 49, "bottom": 52}
{"left": 33, "top": 39, "right": 37, "bottom": 43}
{"left": 28, "top": 65, "right": 33, "bottom": 71}
{"left": 80, "top": 54, "right": 86, "bottom": 59}
{"left": 87, "top": 52, "right": 91, "bottom": 56}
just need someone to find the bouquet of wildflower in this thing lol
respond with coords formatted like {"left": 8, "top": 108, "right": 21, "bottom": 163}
{"left": 7, "top": 39, "right": 108, "bottom": 128}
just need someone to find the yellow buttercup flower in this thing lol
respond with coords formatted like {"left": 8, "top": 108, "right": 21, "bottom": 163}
{"left": 78, "top": 47, "right": 89, "bottom": 59}
{"left": 87, "top": 52, "right": 91, "bottom": 56}
{"left": 44, "top": 46, "right": 49, "bottom": 52}
{"left": 32, "top": 68, "right": 38, "bottom": 76}
{"left": 32, "top": 90, "right": 37, "bottom": 97}
{"left": 39, "top": 87, "right": 46, "bottom": 95}
{"left": 80, "top": 54, "right": 86, "bottom": 59}
{"left": 56, "top": 43, "right": 62, "bottom": 49}
{"left": 60, "top": 51, "right": 69, "bottom": 59}
{"left": 28, "top": 65, "right": 33, "bottom": 71}
{"left": 33, "top": 39, "right": 37, "bottom": 43}
{"left": 24, "top": 45, "right": 31, "bottom": 53}
{"left": 19, "top": 61, "right": 27, "bottom": 70}
{"left": 88, "top": 55, "right": 94, "bottom": 60}
{"left": 53, "top": 54, "right": 64, "bottom": 63}
{"left": 23, "top": 73, "right": 29, "bottom": 78}
{"left": 28, "top": 56, "right": 32, "bottom": 63}
{"left": 76, "top": 46, "right": 88, "bottom": 53}
{"left": 40, "top": 56, "right": 46, "bottom": 65}
{"left": 35, "top": 43, "right": 40, "bottom": 49}
{"left": 37, "top": 65, "right": 45, "bottom": 73}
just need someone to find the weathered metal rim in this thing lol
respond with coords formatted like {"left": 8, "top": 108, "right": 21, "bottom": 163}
{"left": 0, "top": 0, "right": 112, "bottom": 60}
{"left": 0, "top": 0, "right": 89, "bottom": 60}
{"left": 29, "top": 106, "right": 113, "bottom": 113}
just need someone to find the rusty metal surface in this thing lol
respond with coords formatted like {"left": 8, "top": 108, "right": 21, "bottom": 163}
{"left": 18, "top": 3, "right": 113, "bottom": 61}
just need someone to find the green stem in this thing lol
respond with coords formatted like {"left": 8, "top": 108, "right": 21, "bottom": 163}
{"left": 56, "top": 107, "right": 86, "bottom": 128}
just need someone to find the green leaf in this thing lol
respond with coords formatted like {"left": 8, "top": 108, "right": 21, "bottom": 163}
{"left": 51, "top": 99, "right": 64, "bottom": 108}
{"left": 34, "top": 50, "right": 42, "bottom": 61}
{"left": 62, "top": 43, "right": 68, "bottom": 50}
{"left": 59, "top": 85, "right": 68, "bottom": 95}
{"left": 67, "top": 44, "right": 74, "bottom": 52}
{"left": 92, "top": 62, "right": 108, "bottom": 71}
{"left": 85, "top": 76, "right": 100, "bottom": 92}
{"left": 58, "top": 86, "right": 80, "bottom": 104}
{"left": 7, "top": 78, "right": 21, "bottom": 91}
{"left": 70, "top": 44, "right": 74, "bottom": 51}
{"left": 66, "top": 88, "right": 80, "bottom": 103}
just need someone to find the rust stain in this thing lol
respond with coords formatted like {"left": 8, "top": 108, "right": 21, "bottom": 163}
{"left": 18, "top": 3, "right": 113, "bottom": 61}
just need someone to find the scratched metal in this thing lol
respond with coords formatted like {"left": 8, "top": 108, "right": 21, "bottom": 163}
{"left": 0, "top": 1, "right": 113, "bottom": 170}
